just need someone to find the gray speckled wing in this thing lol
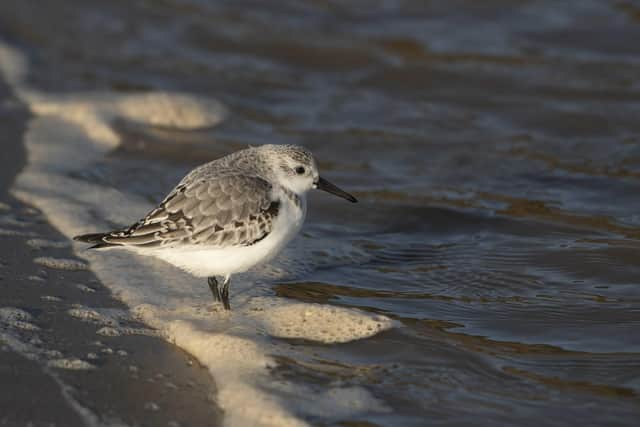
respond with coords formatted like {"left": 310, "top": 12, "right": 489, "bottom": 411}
{"left": 102, "top": 174, "right": 279, "bottom": 249}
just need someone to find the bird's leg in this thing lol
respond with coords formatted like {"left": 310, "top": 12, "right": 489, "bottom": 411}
{"left": 207, "top": 276, "right": 222, "bottom": 303}
{"left": 221, "top": 275, "right": 231, "bottom": 311}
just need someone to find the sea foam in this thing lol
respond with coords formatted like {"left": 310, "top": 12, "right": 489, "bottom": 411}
{"left": 0, "top": 41, "right": 395, "bottom": 427}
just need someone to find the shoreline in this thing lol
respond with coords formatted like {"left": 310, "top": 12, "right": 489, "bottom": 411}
{"left": 0, "top": 71, "right": 222, "bottom": 426}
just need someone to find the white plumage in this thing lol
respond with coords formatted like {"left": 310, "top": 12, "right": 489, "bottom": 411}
{"left": 153, "top": 185, "right": 307, "bottom": 277}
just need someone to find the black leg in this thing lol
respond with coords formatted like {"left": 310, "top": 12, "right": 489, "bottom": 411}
{"left": 207, "top": 276, "right": 222, "bottom": 303}
{"left": 221, "top": 276, "right": 231, "bottom": 311}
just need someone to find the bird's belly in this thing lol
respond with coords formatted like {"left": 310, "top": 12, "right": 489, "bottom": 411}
{"left": 152, "top": 199, "right": 305, "bottom": 277}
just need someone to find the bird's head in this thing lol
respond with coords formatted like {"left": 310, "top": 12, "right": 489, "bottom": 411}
{"left": 260, "top": 144, "right": 357, "bottom": 203}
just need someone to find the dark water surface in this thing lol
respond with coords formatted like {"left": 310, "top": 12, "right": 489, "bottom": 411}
{"left": 2, "top": 0, "right": 640, "bottom": 425}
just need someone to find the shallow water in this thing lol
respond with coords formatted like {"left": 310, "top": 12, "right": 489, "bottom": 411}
{"left": 1, "top": 0, "right": 640, "bottom": 425}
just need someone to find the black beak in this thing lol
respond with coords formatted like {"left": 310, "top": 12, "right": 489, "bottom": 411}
{"left": 314, "top": 176, "right": 357, "bottom": 203}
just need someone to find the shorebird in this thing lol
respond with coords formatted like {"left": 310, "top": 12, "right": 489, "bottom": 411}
{"left": 74, "top": 144, "right": 357, "bottom": 310}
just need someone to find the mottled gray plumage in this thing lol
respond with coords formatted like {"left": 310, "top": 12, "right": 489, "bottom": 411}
{"left": 110, "top": 176, "right": 280, "bottom": 248}
{"left": 78, "top": 145, "right": 306, "bottom": 249}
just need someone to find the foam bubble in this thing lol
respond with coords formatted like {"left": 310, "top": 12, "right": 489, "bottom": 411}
{"left": 116, "top": 93, "right": 226, "bottom": 129}
{"left": 48, "top": 358, "right": 95, "bottom": 370}
{"left": 0, "top": 307, "right": 39, "bottom": 331}
{"left": 248, "top": 298, "right": 396, "bottom": 343}
{"left": 34, "top": 257, "right": 89, "bottom": 271}
{"left": 43, "top": 349, "right": 64, "bottom": 359}
{"left": 67, "top": 306, "right": 125, "bottom": 326}
{"left": 96, "top": 327, "right": 121, "bottom": 337}
{"left": 26, "top": 238, "right": 69, "bottom": 249}
{"left": 0, "top": 227, "right": 36, "bottom": 237}
{"left": 281, "top": 385, "right": 391, "bottom": 419}
{"left": 0, "top": 307, "right": 33, "bottom": 323}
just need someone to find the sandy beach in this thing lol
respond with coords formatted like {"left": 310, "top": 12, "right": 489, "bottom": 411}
{"left": 0, "top": 81, "right": 221, "bottom": 427}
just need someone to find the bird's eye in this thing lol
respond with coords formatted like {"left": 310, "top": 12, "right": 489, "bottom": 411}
{"left": 295, "top": 166, "right": 306, "bottom": 175}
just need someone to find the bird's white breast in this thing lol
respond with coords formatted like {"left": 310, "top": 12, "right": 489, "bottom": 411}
{"left": 148, "top": 192, "right": 306, "bottom": 278}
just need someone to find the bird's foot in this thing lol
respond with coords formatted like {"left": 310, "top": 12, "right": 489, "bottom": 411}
{"left": 208, "top": 276, "right": 231, "bottom": 311}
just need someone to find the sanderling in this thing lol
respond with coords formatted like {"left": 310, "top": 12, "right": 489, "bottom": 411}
{"left": 74, "top": 144, "right": 357, "bottom": 310}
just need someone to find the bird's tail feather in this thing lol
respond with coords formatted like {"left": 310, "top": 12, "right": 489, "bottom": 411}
{"left": 73, "top": 232, "right": 115, "bottom": 249}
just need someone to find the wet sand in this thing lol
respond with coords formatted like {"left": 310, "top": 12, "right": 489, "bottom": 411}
{"left": 0, "top": 82, "right": 221, "bottom": 426}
